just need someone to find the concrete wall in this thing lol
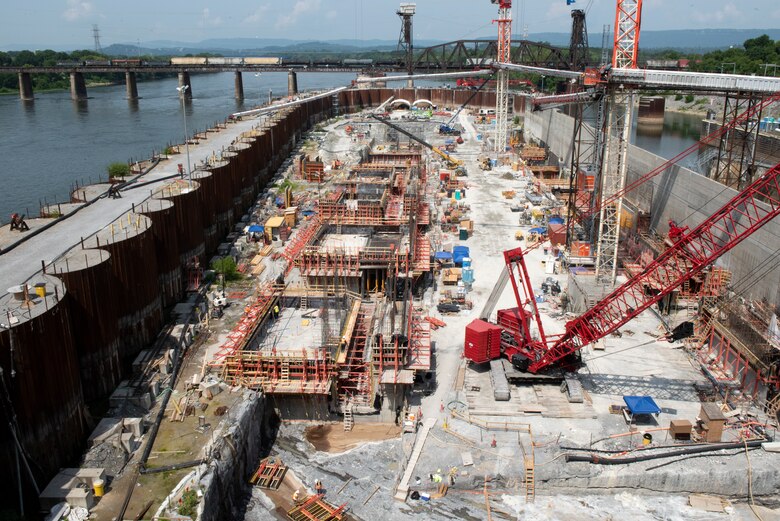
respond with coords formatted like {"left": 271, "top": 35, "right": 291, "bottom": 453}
{"left": 526, "top": 107, "right": 780, "bottom": 307}
{"left": 199, "top": 392, "right": 276, "bottom": 521}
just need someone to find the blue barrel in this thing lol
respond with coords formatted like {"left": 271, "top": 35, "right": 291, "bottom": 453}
{"left": 462, "top": 267, "right": 474, "bottom": 284}
{"left": 454, "top": 190, "right": 462, "bottom": 200}
{"left": 461, "top": 257, "right": 472, "bottom": 267}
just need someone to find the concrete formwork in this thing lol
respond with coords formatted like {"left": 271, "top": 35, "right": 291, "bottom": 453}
{"left": 49, "top": 248, "right": 122, "bottom": 402}
{"left": 81, "top": 212, "right": 162, "bottom": 364}
{"left": 0, "top": 275, "right": 85, "bottom": 507}
{"left": 137, "top": 198, "right": 183, "bottom": 307}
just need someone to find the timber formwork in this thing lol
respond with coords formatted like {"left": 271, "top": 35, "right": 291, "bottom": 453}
{"left": 288, "top": 495, "right": 346, "bottom": 521}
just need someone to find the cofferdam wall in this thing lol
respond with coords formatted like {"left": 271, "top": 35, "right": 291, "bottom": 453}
{"left": 525, "top": 107, "right": 780, "bottom": 308}
{"left": 0, "top": 87, "right": 508, "bottom": 511}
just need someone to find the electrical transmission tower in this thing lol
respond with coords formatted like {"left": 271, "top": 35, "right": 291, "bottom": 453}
{"left": 92, "top": 24, "right": 103, "bottom": 54}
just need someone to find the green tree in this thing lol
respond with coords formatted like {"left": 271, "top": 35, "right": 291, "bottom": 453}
{"left": 107, "top": 162, "right": 130, "bottom": 178}
{"left": 211, "top": 257, "right": 240, "bottom": 281}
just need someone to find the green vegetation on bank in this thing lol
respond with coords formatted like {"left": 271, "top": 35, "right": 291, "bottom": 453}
{"left": 640, "top": 34, "right": 780, "bottom": 75}
{"left": 0, "top": 49, "right": 176, "bottom": 94}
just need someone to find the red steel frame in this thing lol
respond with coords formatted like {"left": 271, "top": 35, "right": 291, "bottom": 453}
{"left": 574, "top": 92, "right": 780, "bottom": 226}
{"left": 521, "top": 161, "right": 780, "bottom": 373}
{"left": 612, "top": 0, "right": 642, "bottom": 69}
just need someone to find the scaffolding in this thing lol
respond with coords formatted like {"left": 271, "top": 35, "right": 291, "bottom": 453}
{"left": 210, "top": 282, "right": 280, "bottom": 365}
{"left": 222, "top": 348, "right": 333, "bottom": 394}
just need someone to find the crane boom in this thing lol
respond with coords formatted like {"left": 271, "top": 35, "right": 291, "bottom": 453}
{"left": 574, "top": 91, "right": 780, "bottom": 225}
{"left": 371, "top": 114, "right": 463, "bottom": 167}
{"left": 522, "top": 161, "right": 780, "bottom": 373}
{"left": 446, "top": 72, "right": 496, "bottom": 127}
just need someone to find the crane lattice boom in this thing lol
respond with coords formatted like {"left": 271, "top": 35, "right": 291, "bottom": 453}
{"left": 525, "top": 161, "right": 780, "bottom": 373}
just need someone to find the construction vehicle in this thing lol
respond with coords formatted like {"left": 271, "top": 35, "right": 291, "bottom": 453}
{"left": 439, "top": 70, "right": 495, "bottom": 138}
{"left": 465, "top": 161, "right": 780, "bottom": 374}
{"left": 371, "top": 114, "right": 463, "bottom": 168}
{"left": 438, "top": 125, "right": 461, "bottom": 136}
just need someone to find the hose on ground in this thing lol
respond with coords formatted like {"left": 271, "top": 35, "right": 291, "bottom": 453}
{"left": 564, "top": 439, "right": 767, "bottom": 465}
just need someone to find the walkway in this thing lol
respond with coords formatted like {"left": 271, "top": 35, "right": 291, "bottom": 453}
{"left": 0, "top": 112, "right": 268, "bottom": 292}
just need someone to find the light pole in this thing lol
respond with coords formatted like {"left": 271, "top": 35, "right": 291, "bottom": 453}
{"left": 176, "top": 85, "right": 192, "bottom": 184}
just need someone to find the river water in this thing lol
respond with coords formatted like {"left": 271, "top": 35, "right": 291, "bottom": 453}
{"left": 0, "top": 76, "right": 705, "bottom": 220}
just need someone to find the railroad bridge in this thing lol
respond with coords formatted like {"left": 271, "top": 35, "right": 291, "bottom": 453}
{"left": 3, "top": 39, "right": 576, "bottom": 101}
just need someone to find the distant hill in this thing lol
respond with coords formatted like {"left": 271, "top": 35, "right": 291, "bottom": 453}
{"left": 525, "top": 28, "right": 780, "bottom": 51}
{"left": 8, "top": 29, "right": 780, "bottom": 55}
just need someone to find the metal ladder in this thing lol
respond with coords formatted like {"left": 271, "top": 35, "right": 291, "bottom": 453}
{"left": 524, "top": 456, "right": 535, "bottom": 503}
{"left": 343, "top": 400, "right": 354, "bottom": 431}
{"left": 281, "top": 360, "right": 290, "bottom": 382}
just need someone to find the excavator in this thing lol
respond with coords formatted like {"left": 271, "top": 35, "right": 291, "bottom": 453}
{"left": 465, "top": 161, "right": 780, "bottom": 377}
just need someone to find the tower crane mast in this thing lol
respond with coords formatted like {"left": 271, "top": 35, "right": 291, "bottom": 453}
{"left": 491, "top": 0, "right": 512, "bottom": 154}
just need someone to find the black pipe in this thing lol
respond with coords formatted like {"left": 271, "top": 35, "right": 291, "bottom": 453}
{"left": 140, "top": 459, "right": 205, "bottom": 475}
{"left": 565, "top": 439, "right": 767, "bottom": 465}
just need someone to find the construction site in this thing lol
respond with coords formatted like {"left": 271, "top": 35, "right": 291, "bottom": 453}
{"left": 3, "top": 1, "right": 780, "bottom": 521}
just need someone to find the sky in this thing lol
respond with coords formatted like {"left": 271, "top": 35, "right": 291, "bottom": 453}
{"left": 2, "top": 0, "right": 779, "bottom": 49}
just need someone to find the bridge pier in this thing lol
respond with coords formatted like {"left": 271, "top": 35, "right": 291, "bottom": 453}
{"left": 69, "top": 72, "right": 87, "bottom": 100}
{"left": 18, "top": 72, "right": 33, "bottom": 100}
{"left": 125, "top": 71, "right": 139, "bottom": 100}
{"left": 178, "top": 72, "right": 193, "bottom": 99}
{"left": 287, "top": 70, "right": 298, "bottom": 97}
{"left": 234, "top": 71, "right": 244, "bottom": 100}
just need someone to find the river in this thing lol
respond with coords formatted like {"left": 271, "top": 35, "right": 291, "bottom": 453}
{"left": 0, "top": 77, "right": 706, "bottom": 220}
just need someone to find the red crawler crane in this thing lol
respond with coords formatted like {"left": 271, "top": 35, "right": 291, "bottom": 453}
{"left": 466, "top": 161, "right": 780, "bottom": 373}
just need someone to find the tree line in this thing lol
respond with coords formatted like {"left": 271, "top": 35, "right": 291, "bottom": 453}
{"left": 0, "top": 49, "right": 175, "bottom": 94}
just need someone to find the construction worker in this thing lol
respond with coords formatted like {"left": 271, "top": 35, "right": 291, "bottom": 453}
{"left": 273, "top": 304, "right": 280, "bottom": 319}
{"left": 292, "top": 489, "right": 301, "bottom": 504}
{"left": 9, "top": 213, "right": 29, "bottom": 232}
{"left": 314, "top": 479, "right": 323, "bottom": 495}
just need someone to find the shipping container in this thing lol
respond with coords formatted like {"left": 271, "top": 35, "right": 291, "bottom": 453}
{"left": 465, "top": 319, "right": 502, "bottom": 364}
{"left": 548, "top": 223, "right": 567, "bottom": 245}
{"left": 244, "top": 57, "right": 283, "bottom": 65}
{"left": 171, "top": 57, "right": 208, "bottom": 65}
{"left": 208, "top": 57, "right": 243, "bottom": 65}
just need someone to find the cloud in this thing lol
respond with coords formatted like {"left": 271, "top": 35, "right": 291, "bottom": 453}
{"left": 276, "top": 0, "right": 321, "bottom": 29}
{"left": 200, "top": 8, "right": 223, "bottom": 27}
{"left": 691, "top": 2, "right": 742, "bottom": 24}
{"left": 62, "top": 0, "right": 93, "bottom": 21}
{"left": 246, "top": 5, "right": 271, "bottom": 24}
{"left": 325, "top": 10, "right": 338, "bottom": 20}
